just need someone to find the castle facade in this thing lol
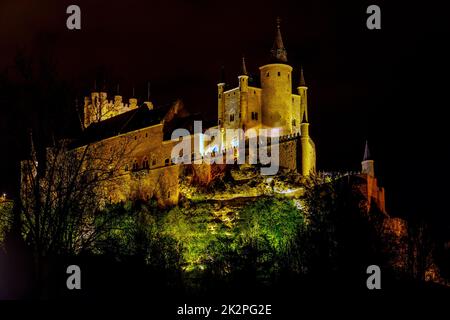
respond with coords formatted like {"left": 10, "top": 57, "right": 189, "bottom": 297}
{"left": 22, "top": 20, "right": 319, "bottom": 207}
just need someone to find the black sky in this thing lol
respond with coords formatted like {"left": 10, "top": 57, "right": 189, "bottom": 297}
{"left": 1, "top": 0, "right": 449, "bottom": 221}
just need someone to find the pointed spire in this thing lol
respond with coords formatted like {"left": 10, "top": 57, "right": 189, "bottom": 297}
{"left": 270, "top": 17, "right": 288, "bottom": 63}
{"left": 363, "top": 140, "right": 371, "bottom": 161}
{"left": 28, "top": 128, "right": 37, "bottom": 162}
{"left": 301, "top": 110, "right": 308, "bottom": 124}
{"left": 116, "top": 83, "right": 120, "bottom": 95}
{"left": 299, "top": 66, "right": 306, "bottom": 87}
{"left": 240, "top": 56, "right": 248, "bottom": 76}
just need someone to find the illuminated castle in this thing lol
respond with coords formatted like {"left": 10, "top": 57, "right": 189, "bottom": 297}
{"left": 20, "top": 20, "right": 388, "bottom": 211}
{"left": 215, "top": 18, "right": 316, "bottom": 176}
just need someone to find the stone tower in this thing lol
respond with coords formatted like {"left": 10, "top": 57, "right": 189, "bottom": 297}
{"left": 300, "top": 111, "right": 315, "bottom": 176}
{"left": 217, "top": 66, "right": 226, "bottom": 127}
{"left": 238, "top": 56, "right": 249, "bottom": 131}
{"left": 259, "top": 18, "right": 293, "bottom": 135}
{"left": 361, "top": 140, "right": 375, "bottom": 177}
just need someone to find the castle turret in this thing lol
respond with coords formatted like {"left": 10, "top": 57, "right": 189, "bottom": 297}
{"left": 143, "top": 82, "right": 154, "bottom": 110}
{"left": 90, "top": 91, "right": 100, "bottom": 123}
{"left": 114, "top": 95, "right": 123, "bottom": 106}
{"left": 270, "top": 17, "right": 287, "bottom": 63}
{"left": 361, "top": 140, "right": 375, "bottom": 177}
{"left": 300, "top": 112, "right": 315, "bottom": 176}
{"left": 297, "top": 66, "right": 308, "bottom": 123}
{"left": 217, "top": 66, "right": 226, "bottom": 127}
{"left": 259, "top": 18, "right": 293, "bottom": 135}
{"left": 129, "top": 87, "right": 138, "bottom": 109}
{"left": 238, "top": 56, "right": 249, "bottom": 130}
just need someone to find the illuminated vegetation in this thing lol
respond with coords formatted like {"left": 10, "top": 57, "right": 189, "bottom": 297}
{"left": 0, "top": 200, "right": 13, "bottom": 246}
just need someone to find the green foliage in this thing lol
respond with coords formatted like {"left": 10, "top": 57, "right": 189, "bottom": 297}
{"left": 91, "top": 200, "right": 183, "bottom": 272}
{"left": 238, "top": 197, "right": 306, "bottom": 253}
{"left": 0, "top": 201, "right": 14, "bottom": 246}
{"left": 154, "top": 197, "right": 307, "bottom": 285}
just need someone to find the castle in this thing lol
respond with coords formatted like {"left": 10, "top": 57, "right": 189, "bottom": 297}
{"left": 20, "top": 20, "right": 384, "bottom": 211}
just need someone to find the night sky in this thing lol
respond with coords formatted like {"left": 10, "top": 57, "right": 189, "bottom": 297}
{"left": 1, "top": 0, "right": 449, "bottom": 222}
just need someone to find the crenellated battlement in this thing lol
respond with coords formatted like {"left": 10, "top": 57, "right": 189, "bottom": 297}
{"left": 83, "top": 91, "right": 153, "bottom": 128}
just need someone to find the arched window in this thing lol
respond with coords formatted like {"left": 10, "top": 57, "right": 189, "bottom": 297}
{"left": 132, "top": 160, "right": 138, "bottom": 171}
{"left": 143, "top": 157, "right": 149, "bottom": 169}
{"left": 152, "top": 159, "right": 156, "bottom": 166}
{"left": 165, "top": 158, "right": 170, "bottom": 166}
{"left": 125, "top": 164, "right": 129, "bottom": 171}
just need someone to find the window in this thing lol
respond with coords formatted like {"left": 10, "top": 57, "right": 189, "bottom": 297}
{"left": 165, "top": 159, "right": 169, "bottom": 166}
{"left": 230, "top": 114, "right": 235, "bottom": 122}
{"left": 134, "top": 136, "right": 137, "bottom": 140}
{"left": 152, "top": 159, "right": 156, "bottom": 166}
{"left": 145, "top": 133, "right": 148, "bottom": 138}
{"left": 143, "top": 157, "right": 149, "bottom": 169}
{"left": 167, "top": 191, "right": 171, "bottom": 199}
{"left": 292, "top": 119, "right": 296, "bottom": 126}
{"left": 239, "top": 112, "right": 241, "bottom": 118}
{"left": 266, "top": 72, "right": 269, "bottom": 77}
{"left": 278, "top": 72, "right": 281, "bottom": 76}
{"left": 218, "top": 93, "right": 222, "bottom": 98}
{"left": 251, "top": 112, "right": 255, "bottom": 120}
{"left": 132, "top": 160, "right": 138, "bottom": 171}
{"left": 255, "top": 112, "right": 258, "bottom": 120}
{"left": 125, "top": 164, "right": 129, "bottom": 171}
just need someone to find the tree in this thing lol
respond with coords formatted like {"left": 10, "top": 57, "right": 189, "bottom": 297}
{"left": 19, "top": 131, "right": 136, "bottom": 295}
